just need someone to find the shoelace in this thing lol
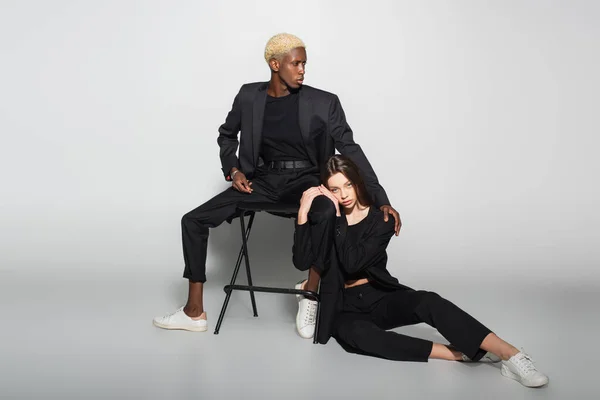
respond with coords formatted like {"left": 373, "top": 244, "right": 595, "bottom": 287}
{"left": 303, "top": 301, "right": 317, "bottom": 325}
{"left": 513, "top": 353, "right": 538, "bottom": 375}
{"left": 162, "top": 306, "right": 184, "bottom": 320}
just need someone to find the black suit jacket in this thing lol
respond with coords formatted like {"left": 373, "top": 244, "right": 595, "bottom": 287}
{"left": 293, "top": 207, "right": 412, "bottom": 344}
{"left": 217, "top": 82, "right": 390, "bottom": 207}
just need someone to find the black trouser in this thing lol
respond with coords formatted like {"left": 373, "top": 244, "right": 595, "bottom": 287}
{"left": 334, "top": 282, "right": 492, "bottom": 362}
{"left": 181, "top": 165, "right": 335, "bottom": 282}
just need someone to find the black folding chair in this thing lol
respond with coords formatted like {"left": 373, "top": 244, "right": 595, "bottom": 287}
{"left": 213, "top": 202, "right": 321, "bottom": 344}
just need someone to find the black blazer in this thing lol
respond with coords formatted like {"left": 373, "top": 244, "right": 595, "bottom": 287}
{"left": 217, "top": 82, "right": 390, "bottom": 207}
{"left": 293, "top": 207, "right": 412, "bottom": 344}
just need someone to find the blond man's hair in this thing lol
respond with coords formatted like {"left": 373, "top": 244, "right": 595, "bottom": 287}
{"left": 264, "top": 33, "right": 306, "bottom": 63}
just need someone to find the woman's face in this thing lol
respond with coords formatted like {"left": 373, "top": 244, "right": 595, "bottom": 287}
{"left": 327, "top": 172, "right": 358, "bottom": 209}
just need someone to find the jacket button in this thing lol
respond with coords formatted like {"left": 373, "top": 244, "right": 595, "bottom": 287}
{"left": 358, "top": 293, "right": 363, "bottom": 299}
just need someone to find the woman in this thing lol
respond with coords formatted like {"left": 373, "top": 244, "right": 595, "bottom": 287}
{"left": 293, "top": 155, "right": 549, "bottom": 388}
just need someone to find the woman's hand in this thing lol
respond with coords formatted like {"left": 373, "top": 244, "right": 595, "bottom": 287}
{"left": 297, "top": 187, "right": 323, "bottom": 224}
{"left": 318, "top": 185, "right": 341, "bottom": 217}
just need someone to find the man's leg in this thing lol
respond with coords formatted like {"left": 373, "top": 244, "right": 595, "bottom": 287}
{"left": 181, "top": 187, "right": 273, "bottom": 316}
{"left": 153, "top": 186, "right": 272, "bottom": 331}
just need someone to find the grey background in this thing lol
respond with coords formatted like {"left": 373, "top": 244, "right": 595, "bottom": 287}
{"left": 0, "top": 0, "right": 598, "bottom": 399}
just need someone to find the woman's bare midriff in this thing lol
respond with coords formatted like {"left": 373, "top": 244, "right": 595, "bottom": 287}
{"left": 344, "top": 278, "right": 370, "bottom": 288}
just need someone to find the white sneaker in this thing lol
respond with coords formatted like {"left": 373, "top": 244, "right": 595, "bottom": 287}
{"left": 295, "top": 280, "right": 306, "bottom": 302}
{"left": 461, "top": 351, "right": 501, "bottom": 363}
{"left": 295, "top": 280, "right": 317, "bottom": 339}
{"left": 153, "top": 307, "right": 208, "bottom": 332}
{"left": 501, "top": 351, "right": 549, "bottom": 387}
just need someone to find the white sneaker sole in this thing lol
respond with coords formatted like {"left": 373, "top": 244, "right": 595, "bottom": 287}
{"left": 152, "top": 320, "right": 208, "bottom": 332}
{"left": 500, "top": 364, "right": 549, "bottom": 388}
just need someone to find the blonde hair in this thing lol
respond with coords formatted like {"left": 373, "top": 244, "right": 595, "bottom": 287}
{"left": 264, "top": 33, "right": 306, "bottom": 63}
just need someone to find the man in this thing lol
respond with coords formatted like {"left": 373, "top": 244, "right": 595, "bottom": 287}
{"left": 153, "top": 33, "right": 400, "bottom": 339}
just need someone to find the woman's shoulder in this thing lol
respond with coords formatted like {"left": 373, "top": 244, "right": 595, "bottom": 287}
{"left": 367, "top": 208, "right": 395, "bottom": 234}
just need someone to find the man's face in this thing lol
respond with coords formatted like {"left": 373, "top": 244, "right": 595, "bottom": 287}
{"left": 276, "top": 47, "right": 306, "bottom": 89}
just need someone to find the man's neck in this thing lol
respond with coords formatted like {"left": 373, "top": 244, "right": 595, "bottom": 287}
{"left": 267, "top": 78, "right": 293, "bottom": 97}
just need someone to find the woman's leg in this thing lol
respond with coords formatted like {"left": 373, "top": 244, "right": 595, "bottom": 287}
{"left": 335, "top": 284, "right": 465, "bottom": 361}
{"left": 294, "top": 196, "right": 335, "bottom": 338}
{"left": 480, "top": 333, "right": 519, "bottom": 360}
{"left": 371, "top": 289, "right": 493, "bottom": 361}
{"left": 389, "top": 291, "right": 518, "bottom": 361}
{"left": 429, "top": 343, "right": 463, "bottom": 360}
{"left": 305, "top": 195, "right": 336, "bottom": 291}
{"left": 334, "top": 313, "right": 435, "bottom": 362}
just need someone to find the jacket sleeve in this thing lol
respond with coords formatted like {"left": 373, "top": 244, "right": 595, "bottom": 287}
{"left": 217, "top": 87, "right": 243, "bottom": 181}
{"left": 328, "top": 95, "right": 391, "bottom": 207}
{"left": 292, "top": 221, "right": 315, "bottom": 271}
{"left": 334, "top": 215, "right": 395, "bottom": 275}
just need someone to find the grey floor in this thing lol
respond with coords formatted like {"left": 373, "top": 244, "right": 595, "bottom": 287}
{"left": 2, "top": 214, "right": 598, "bottom": 400}
{"left": 2, "top": 269, "right": 597, "bottom": 400}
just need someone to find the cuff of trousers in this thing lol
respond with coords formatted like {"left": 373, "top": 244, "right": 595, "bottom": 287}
{"left": 183, "top": 272, "right": 207, "bottom": 284}
{"left": 462, "top": 328, "right": 494, "bottom": 362}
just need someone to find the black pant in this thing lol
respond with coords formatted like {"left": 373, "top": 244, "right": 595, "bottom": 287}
{"left": 334, "top": 282, "right": 492, "bottom": 362}
{"left": 181, "top": 165, "right": 335, "bottom": 282}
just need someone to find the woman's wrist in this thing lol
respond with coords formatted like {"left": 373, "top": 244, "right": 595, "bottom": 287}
{"left": 297, "top": 207, "right": 310, "bottom": 224}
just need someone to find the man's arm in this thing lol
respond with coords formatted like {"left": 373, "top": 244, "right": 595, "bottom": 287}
{"left": 328, "top": 95, "right": 390, "bottom": 207}
{"left": 217, "top": 87, "right": 243, "bottom": 181}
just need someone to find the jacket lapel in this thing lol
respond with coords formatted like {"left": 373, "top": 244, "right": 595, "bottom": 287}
{"left": 298, "top": 88, "right": 318, "bottom": 165}
{"left": 252, "top": 83, "right": 268, "bottom": 165}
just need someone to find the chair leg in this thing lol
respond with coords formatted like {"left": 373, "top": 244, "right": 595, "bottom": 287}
{"left": 240, "top": 211, "right": 258, "bottom": 317}
{"left": 214, "top": 211, "right": 255, "bottom": 334}
{"left": 313, "top": 281, "right": 322, "bottom": 344}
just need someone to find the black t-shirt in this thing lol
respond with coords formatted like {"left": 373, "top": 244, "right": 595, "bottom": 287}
{"left": 260, "top": 92, "right": 309, "bottom": 162}
{"left": 343, "top": 215, "right": 371, "bottom": 281}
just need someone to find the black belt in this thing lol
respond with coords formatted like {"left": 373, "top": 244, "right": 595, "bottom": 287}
{"left": 266, "top": 160, "right": 312, "bottom": 170}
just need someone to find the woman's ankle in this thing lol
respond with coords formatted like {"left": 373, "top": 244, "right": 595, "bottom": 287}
{"left": 430, "top": 343, "right": 463, "bottom": 360}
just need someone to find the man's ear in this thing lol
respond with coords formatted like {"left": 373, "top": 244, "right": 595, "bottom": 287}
{"left": 269, "top": 59, "right": 279, "bottom": 72}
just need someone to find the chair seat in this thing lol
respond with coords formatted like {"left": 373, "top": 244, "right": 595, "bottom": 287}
{"left": 237, "top": 201, "right": 299, "bottom": 214}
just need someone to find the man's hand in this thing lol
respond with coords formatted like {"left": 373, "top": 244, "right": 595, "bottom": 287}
{"left": 232, "top": 171, "right": 253, "bottom": 193}
{"left": 380, "top": 205, "right": 401, "bottom": 236}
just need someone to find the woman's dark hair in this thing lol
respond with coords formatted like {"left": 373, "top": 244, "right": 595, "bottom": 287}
{"left": 321, "top": 155, "right": 373, "bottom": 207}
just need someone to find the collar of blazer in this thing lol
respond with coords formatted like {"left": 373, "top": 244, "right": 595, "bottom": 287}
{"left": 251, "top": 82, "right": 317, "bottom": 165}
